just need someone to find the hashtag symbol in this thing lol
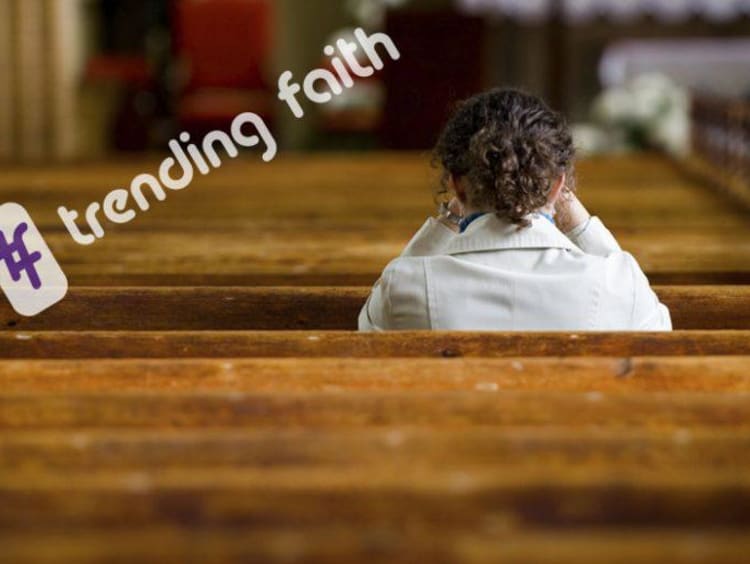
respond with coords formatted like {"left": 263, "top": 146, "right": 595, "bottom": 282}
{"left": 0, "top": 222, "right": 43, "bottom": 290}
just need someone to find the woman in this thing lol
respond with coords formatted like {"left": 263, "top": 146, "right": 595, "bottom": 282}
{"left": 359, "top": 89, "right": 671, "bottom": 331}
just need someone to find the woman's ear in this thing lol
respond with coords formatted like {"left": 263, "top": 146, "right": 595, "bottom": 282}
{"left": 547, "top": 173, "right": 566, "bottom": 205}
{"left": 449, "top": 175, "right": 468, "bottom": 203}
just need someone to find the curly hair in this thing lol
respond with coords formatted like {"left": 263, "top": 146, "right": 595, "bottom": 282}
{"left": 433, "top": 88, "right": 575, "bottom": 227}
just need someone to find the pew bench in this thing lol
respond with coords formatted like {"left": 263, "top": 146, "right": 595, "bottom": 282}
{"left": 1, "top": 286, "right": 749, "bottom": 331}
{"left": 2, "top": 152, "right": 750, "bottom": 563}
{"left": 1, "top": 330, "right": 749, "bottom": 358}
{"left": 2, "top": 351, "right": 750, "bottom": 563}
{"left": 5, "top": 154, "right": 750, "bottom": 287}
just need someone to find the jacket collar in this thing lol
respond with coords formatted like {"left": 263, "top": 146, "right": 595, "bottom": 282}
{"left": 442, "top": 212, "right": 578, "bottom": 256}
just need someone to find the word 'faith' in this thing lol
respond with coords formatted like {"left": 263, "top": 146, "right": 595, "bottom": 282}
{"left": 278, "top": 28, "right": 400, "bottom": 118}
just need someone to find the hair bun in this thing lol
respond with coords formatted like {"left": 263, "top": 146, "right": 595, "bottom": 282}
{"left": 433, "top": 88, "right": 575, "bottom": 228}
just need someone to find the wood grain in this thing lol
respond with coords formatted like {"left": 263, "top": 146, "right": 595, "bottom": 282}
{"left": 2, "top": 391, "right": 750, "bottom": 430}
{"left": 2, "top": 529, "right": 750, "bottom": 564}
{"left": 3, "top": 428, "right": 750, "bottom": 472}
{"left": 2, "top": 468, "right": 750, "bottom": 529}
{"left": 1, "top": 330, "right": 749, "bottom": 359}
{"left": 2, "top": 153, "right": 750, "bottom": 562}
{"left": 0, "top": 285, "right": 748, "bottom": 331}
{"left": 2, "top": 356, "right": 750, "bottom": 392}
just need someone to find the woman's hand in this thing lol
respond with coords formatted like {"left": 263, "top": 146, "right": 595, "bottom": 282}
{"left": 554, "top": 189, "right": 591, "bottom": 234}
{"left": 437, "top": 197, "right": 465, "bottom": 232}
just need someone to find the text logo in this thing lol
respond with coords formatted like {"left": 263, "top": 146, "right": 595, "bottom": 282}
{"left": 0, "top": 203, "right": 68, "bottom": 316}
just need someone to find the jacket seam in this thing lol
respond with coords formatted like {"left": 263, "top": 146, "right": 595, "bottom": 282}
{"left": 590, "top": 260, "right": 604, "bottom": 329}
{"left": 423, "top": 259, "right": 437, "bottom": 329}
{"left": 628, "top": 254, "right": 638, "bottom": 328}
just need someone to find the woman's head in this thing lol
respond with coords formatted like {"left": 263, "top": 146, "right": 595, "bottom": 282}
{"left": 433, "top": 88, "right": 575, "bottom": 227}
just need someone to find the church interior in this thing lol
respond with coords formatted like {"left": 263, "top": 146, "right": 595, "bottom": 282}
{"left": 2, "top": 0, "right": 750, "bottom": 562}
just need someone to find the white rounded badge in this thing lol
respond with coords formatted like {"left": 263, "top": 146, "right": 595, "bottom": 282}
{"left": 0, "top": 203, "right": 68, "bottom": 316}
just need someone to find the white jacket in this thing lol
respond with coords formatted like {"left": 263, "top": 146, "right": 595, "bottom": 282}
{"left": 358, "top": 213, "right": 672, "bottom": 331}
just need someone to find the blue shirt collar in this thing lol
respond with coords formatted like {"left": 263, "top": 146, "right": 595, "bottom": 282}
{"left": 539, "top": 211, "right": 555, "bottom": 224}
{"left": 460, "top": 211, "right": 555, "bottom": 233}
{"left": 443, "top": 213, "right": 576, "bottom": 256}
{"left": 459, "top": 212, "right": 487, "bottom": 233}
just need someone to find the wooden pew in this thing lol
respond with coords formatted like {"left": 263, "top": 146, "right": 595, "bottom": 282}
{"left": 3, "top": 530, "right": 750, "bottom": 564}
{"left": 3, "top": 357, "right": 750, "bottom": 535}
{"left": 1, "top": 286, "right": 748, "bottom": 331}
{"left": 5, "top": 389, "right": 750, "bottom": 430}
{"left": 5, "top": 426, "right": 750, "bottom": 472}
{"left": 2, "top": 153, "right": 750, "bottom": 563}
{"left": 3, "top": 353, "right": 750, "bottom": 563}
{"left": 1, "top": 330, "right": 749, "bottom": 359}
{"left": 688, "top": 94, "right": 750, "bottom": 209}
{"left": 4, "top": 356, "right": 750, "bottom": 392}
{"left": 3, "top": 154, "right": 750, "bottom": 287}
{"left": 3, "top": 390, "right": 750, "bottom": 559}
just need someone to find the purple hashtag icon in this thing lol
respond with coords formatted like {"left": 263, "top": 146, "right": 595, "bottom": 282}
{"left": 0, "top": 222, "right": 43, "bottom": 290}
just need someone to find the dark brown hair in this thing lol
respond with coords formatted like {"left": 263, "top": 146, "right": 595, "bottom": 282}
{"left": 433, "top": 88, "right": 575, "bottom": 227}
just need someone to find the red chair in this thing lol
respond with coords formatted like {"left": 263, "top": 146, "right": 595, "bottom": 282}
{"left": 172, "top": 0, "right": 274, "bottom": 136}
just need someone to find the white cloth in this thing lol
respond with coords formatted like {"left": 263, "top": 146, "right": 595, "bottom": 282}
{"left": 358, "top": 213, "right": 672, "bottom": 331}
{"left": 458, "top": 0, "right": 750, "bottom": 24}
{"left": 599, "top": 38, "right": 750, "bottom": 99}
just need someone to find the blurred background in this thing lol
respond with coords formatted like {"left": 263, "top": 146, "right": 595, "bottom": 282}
{"left": 0, "top": 0, "right": 748, "bottom": 162}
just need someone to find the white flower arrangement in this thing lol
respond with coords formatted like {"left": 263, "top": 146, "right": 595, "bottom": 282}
{"left": 576, "top": 73, "right": 690, "bottom": 157}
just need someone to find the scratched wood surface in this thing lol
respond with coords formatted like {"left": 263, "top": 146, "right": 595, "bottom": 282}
{"left": 2, "top": 153, "right": 750, "bottom": 563}
{"left": 3, "top": 358, "right": 750, "bottom": 563}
